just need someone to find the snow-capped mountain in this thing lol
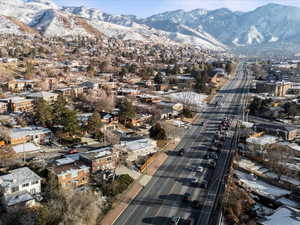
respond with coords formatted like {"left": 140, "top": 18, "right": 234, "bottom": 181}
{"left": 2, "top": 0, "right": 300, "bottom": 53}
{"left": 140, "top": 3, "right": 300, "bottom": 51}
{"left": 0, "top": 0, "right": 225, "bottom": 50}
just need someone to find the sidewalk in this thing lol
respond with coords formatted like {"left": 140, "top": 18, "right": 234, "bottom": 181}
{"left": 100, "top": 152, "right": 168, "bottom": 225}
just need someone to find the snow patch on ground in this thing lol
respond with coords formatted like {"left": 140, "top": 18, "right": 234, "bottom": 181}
{"left": 269, "top": 36, "right": 279, "bottom": 42}
{"left": 247, "top": 26, "right": 264, "bottom": 44}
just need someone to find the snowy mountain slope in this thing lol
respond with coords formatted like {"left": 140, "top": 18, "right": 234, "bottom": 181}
{"left": 0, "top": 0, "right": 226, "bottom": 50}
{"left": 0, "top": 15, "right": 38, "bottom": 35}
{"left": 63, "top": 5, "right": 226, "bottom": 50}
{"left": 0, "top": 0, "right": 58, "bottom": 24}
{"left": 30, "top": 9, "right": 102, "bottom": 37}
{"left": 141, "top": 3, "right": 300, "bottom": 50}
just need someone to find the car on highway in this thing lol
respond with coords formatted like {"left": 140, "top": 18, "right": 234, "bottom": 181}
{"left": 209, "top": 153, "right": 218, "bottom": 160}
{"left": 201, "top": 180, "right": 208, "bottom": 189}
{"left": 196, "top": 166, "right": 204, "bottom": 173}
{"left": 177, "top": 148, "right": 185, "bottom": 156}
{"left": 192, "top": 200, "right": 201, "bottom": 209}
{"left": 191, "top": 177, "right": 198, "bottom": 185}
{"left": 169, "top": 216, "right": 181, "bottom": 225}
{"left": 208, "top": 160, "right": 217, "bottom": 169}
{"left": 182, "top": 192, "right": 191, "bottom": 202}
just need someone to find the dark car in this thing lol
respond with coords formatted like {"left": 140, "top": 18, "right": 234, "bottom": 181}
{"left": 182, "top": 192, "right": 191, "bottom": 203}
{"left": 192, "top": 200, "right": 201, "bottom": 209}
{"left": 201, "top": 180, "right": 208, "bottom": 189}
{"left": 169, "top": 216, "right": 181, "bottom": 225}
{"left": 177, "top": 148, "right": 185, "bottom": 156}
{"left": 204, "top": 154, "right": 210, "bottom": 159}
{"left": 208, "top": 160, "right": 216, "bottom": 168}
{"left": 209, "top": 153, "right": 218, "bottom": 160}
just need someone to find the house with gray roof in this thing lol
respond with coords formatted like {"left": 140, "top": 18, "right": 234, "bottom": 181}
{"left": 0, "top": 167, "right": 42, "bottom": 207}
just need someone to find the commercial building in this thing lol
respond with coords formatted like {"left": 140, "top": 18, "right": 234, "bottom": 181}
{"left": 256, "top": 81, "right": 293, "bottom": 97}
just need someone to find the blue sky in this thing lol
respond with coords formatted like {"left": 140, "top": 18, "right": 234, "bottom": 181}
{"left": 53, "top": 0, "right": 300, "bottom": 17}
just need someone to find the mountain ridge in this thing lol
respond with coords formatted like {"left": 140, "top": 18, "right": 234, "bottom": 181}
{"left": 1, "top": 0, "right": 300, "bottom": 54}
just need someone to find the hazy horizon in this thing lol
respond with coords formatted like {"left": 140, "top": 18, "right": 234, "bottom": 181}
{"left": 52, "top": 0, "right": 300, "bottom": 17}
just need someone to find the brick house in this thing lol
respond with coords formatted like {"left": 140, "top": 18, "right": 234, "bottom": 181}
{"left": 49, "top": 158, "right": 90, "bottom": 189}
{"left": 79, "top": 147, "right": 119, "bottom": 173}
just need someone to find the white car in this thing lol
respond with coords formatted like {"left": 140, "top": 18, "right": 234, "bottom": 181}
{"left": 191, "top": 177, "right": 198, "bottom": 184}
{"left": 196, "top": 166, "right": 204, "bottom": 173}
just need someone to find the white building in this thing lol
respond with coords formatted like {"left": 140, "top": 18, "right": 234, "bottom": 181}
{"left": 117, "top": 138, "right": 157, "bottom": 161}
{"left": 246, "top": 135, "right": 278, "bottom": 153}
{"left": 0, "top": 167, "right": 42, "bottom": 207}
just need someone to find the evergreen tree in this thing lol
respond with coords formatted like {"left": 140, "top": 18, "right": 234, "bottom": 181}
{"left": 34, "top": 99, "right": 53, "bottom": 127}
{"left": 119, "top": 99, "right": 136, "bottom": 125}
{"left": 86, "top": 112, "right": 103, "bottom": 134}
{"left": 149, "top": 123, "right": 167, "bottom": 140}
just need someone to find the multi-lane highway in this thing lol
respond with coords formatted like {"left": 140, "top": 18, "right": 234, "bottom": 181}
{"left": 113, "top": 64, "right": 251, "bottom": 225}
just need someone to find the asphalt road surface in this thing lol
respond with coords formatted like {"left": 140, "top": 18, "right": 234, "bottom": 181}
{"left": 113, "top": 64, "right": 251, "bottom": 225}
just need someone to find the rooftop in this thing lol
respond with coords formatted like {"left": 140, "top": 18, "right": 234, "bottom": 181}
{"left": 246, "top": 135, "right": 278, "bottom": 146}
{"left": 52, "top": 162, "right": 90, "bottom": 176}
{"left": 121, "top": 138, "right": 156, "bottom": 152}
{"left": 0, "top": 167, "right": 42, "bottom": 189}
{"left": 9, "top": 126, "right": 51, "bottom": 139}
{"left": 80, "top": 147, "right": 113, "bottom": 160}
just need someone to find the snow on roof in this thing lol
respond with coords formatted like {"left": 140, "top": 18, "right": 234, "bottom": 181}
{"left": 241, "top": 121, "right": 254, "bottom": 128}
{"left": 262, "top": 206, "right": 300, "bottom": 225}
{"left": 167, "top": 91, "right": 208, "bottom": 107}
{"left": 0, "top": 167, "right": 41, "bottom": 189}
{"left": 27, "top": 91, "right": 58, "bottom": 98}
{"left": 235, "top": 170, "right": 290, "bottom": 199}
{"left": 280, "top": 142, "right": 300, "bottom": 152}
{"left": 80, "top": 147, "right": 112, "bottom": 160}
{"left": 55, "top": 157, "right": 76, "bottom": 166}
{"left": 12, "top": 142, "right": 40, "bottom": 153}
{"left": 246, "top": 135, "right": 277, "bottom": 146}
{"left": 121, "top": 138, "right": 156, "bottom": 152}
{"left": 9, "top": 126, "right": 51, "bottom": 139}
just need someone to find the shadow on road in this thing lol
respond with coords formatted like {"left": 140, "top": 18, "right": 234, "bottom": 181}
{"left": 142, "top": 216, "right": 170, "bottom": 225}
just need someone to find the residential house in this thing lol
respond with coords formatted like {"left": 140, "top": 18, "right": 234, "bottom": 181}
{"left": 0, "top": 167, "right": 42, "bottom": 208}
{"left": 117, "top": 88, "right": 140, "bottom": 96}
{"left": 79, "top": 147, "right": 119, "bottom": 173}
{"left": 54, "top": 86, "right": 84, "bottom": 98}
{"left": 0, "top": 102, "right": 7, "bottom": 114}
{"left": 116, "top": 138, "right": 157, "bottom": 161}
{"left": 49, "top": 158, "right": 90, "bottom": 189}
{"left": 6, "top": 79, "right": 35, "bottom": 92}
{"left": 26, "top": 91, "right": 59, "bottom": 103}
{"left": 0, "top": 97, "right": 34, "bottom": 113}
{"left": 80, "top": 81, "right": 100, "bottom": 92}
{"left": 8, "top": 126, "right": 52, "bottom": 145}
